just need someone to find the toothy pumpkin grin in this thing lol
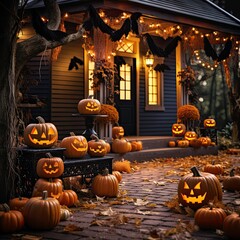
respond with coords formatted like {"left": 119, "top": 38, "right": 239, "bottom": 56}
{"left": 28, "top": 134, "right": 57, "bottom": 145}
{"left": 89, "top": 146, "right": 105, "bottom": 153}
{"left": 181, "top": 192, "right": 207, "bottom": 203}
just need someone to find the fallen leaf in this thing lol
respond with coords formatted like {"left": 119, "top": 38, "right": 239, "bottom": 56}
{"left": 135, "top": 217, "right": 142, "bottom": 226}
{"left": 134, "top": 198, "right": 149, "bottom": 206}
{"left": 97, "top": 207, "right": 116, "bottom": 216}
{"left": 63, "top": 224, "right": 83, "bottom": 232}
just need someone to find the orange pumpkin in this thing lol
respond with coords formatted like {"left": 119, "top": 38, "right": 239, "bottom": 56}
{"left": 88, "top": 134, "right": 107, "bottom": 157}
{"left": 223, "top": 169, "right": 240, "bottom": 191}
{"left": 60, "top": 132, "right": 88, "bottom": 158}
{"left": 112, "top": 171, "right": 122, "bottom": 183}
{"left": 172, "top": 123, "right": 186, "bottom": 137}
{"left": 131, "top": 140, "right": 143, "bottom": 151}
{"left": 112, "top": 160, "right": 131, "bottom": 173}
{"left": 177, "top": 139, "right": 189, "bottom": 148}
{"left": 36, "top": 153, "right": 64, "bottom": 178}
{"left": 204, "top": 118, "right": 216, "bottom": 128}
{"left": 189, "top": 138, "right": 202, "bottom": 148}
{"left": 9, "top": 196, "right": 29, "bottom": 212}
{"left": 23, "top": 116, "right": 58, "bottom": 148}
{"left": 111, "top": 138, "right": 131, "bottom": 154}
{"left": 223, "top": 212, "right": 240, "bottom": 240}
{"left": 168, "top": 140, "right": 176, "bottom": 147}
{"left": 0, "top": 203, "right": 24, "bottom": 233}
{"left": 203, "top": 161, "right": 224, "bottom": 175}
{"left": 112, "top": 124, "right": 124, "bottom": 139}
{"left": 184, "top": 131, "right": 198, "bottom": 141}
{"left": 198, "top": 137, "right": 211, "bottom": 147}
{"left": 58, "top": 190, "right": 78, "bottom": 207}
{"left": 78, "top": 95, "right": 101, "bottom": 115}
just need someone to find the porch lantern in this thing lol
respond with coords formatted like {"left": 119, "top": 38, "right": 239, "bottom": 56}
{"left": 145, "top": 50, "right": 154, "bottom": 68}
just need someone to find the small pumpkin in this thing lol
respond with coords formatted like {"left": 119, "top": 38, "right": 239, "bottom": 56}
{"left": 78, "top": 95, "right": 101, "bottom": 115}
{"left": 23, "top": 116, "right": 58, "bottom": 148}
{"left": 204, "top": 118, "right": 216, "bottom": 128}
{"left": 189, "top": 138, "right": 202, "bottom": 148}
{"left": 91, "top": 168, "right": 119, "bottom": 197}
{"left": 60, "top": 132, "right": 88, "bottom": 158}
{"left": 9, "top": 196, "right": 29, "bottom": 212}
{"left": 168, "top": 140, "right": 176, "bottom": 147}
{"left": 131, "top": 140, "right": 143, "bottom": 151}
{"left": 111, "top": 138, "right": 132, "bottom": 154}
{"left": 172, "top": 123, "right": 186, "bottom": 137}
{"left": 23, "top": 190, "right": 61, "bottom": 230}
{"left": 32, "top": 178, "right": 63, "bottom": 199}
{"left": 194, "top": 204, "right": 227, "bottom": 230}
{"left": 36, "top": 152, "right": 64, "bottom": 178}
{"left": 198, "top": 136, "right": 211, "bottom": 147}
{"left": 88, "top": 134, "right": 107, "bottom": 157}
{"left": 60, "top": 207, "right": 72, "bottom": 221}
{"left": 223, "top": 212, "right": 240, "bottom": 240}
{"left": 58, "top": 189, "right": 78, "bottom": 207}
{"left": 178, "top": 166, "right": 222, "bottom": 210}
{"left": 203, "top": 161, "right": 224, "bottom": 175}
{"left": 112, "top": 123, "right": 124, "bottom": 139}
{"left": 177, "top": 139, "right": 189, "bottom": 148}
{"left": 112, "top": 160, "right": 131, "bottom": 173}
{"left": 0, "top": 203, "right": 24, "bottom": 233}
{"left": 223, "top": 168, "right": 240, "bottom": 191}
{"left": 112, "top": 171, "right": 122, "bottom": 183}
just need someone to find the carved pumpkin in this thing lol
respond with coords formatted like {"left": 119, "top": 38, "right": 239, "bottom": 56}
{"left": 189, "top": 138, "right": 202, "bottom": 148}
{"left": 223, "top": 212, "right": 240, "bottom": 240}
{"left": 198, "top": 137, "right": 211, "bottom": 147}
{"left": 172, "top": 123, "right": 186, "bottom": 137}
{"left": 91, "top": 168, "right": 119, "bottom": 197}
{"left": 112, "top": 124, "right": 124, "bottom": 139}
{"left": 60, "top": 132, "right": 88, "bottom": 158}
{"left": 23, "top": 116, "right": 58, "bottom": 148}
{"left": 0, "top": 203, "right": 24, "bottom": 233}
{"left": 204, "top": 118, "right": 216, "bottom": 128}
{"left": 58, "top": 190, "right": 78, "bottom": 207}
{"left": 36, "top": 153, "right": 64, "bottom": 178}
{"left": 177, "top": 139, "right": 189, "bottom": 148}
{"left": 222, "top": 168, "right": 240, "bottom": 191}
{"left": 111, "top": 138, "right": 132, "bottom": 153}
{"left": 88, "top": 134, "right": 107, "bottom": 157}
{"left": 9, "top": 196, "right": 29, "bottom": 213}
{"left": 78, "top": 95, "right": 101, "bottom": 115}
{"left": 178, "top": 166, "right": 222, "bottom": 210}
{"left": 23, "top": 190, "right": 61, "bottom": 230}
{"left": 184, "top": 131, "right": 198, "bottom": 141}
{"left": 32, "top": 178, "right": 63, "bottom": 199}
{"left": 203, "top": 161, "right": 224, "bottom": 175}
{"left": 194, "top": 204, "right": 227, "bottom": 230}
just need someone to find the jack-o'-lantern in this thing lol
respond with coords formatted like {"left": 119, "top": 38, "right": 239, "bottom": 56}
{"left": 77, "top": 95, "right": 101, "bottom": 115}
{"left": 178, "top": 166, "right": 222, "bottom": 210}
{"left": 36, "top": 153, "right": 64, "bottom": 178}
{"left": 24, "top": 116, "right": 58, "bottom": 148}
{"left": 184, "top": 131, "right": 198, "bottom": 141}
{"left": 60, "top": 132, "right": 88, "bottom": 158}
{"left": 112, "top": 124, "right": 124, "bottom": 139}
{"left": 172, "top": 123, "right": 186, "bottom": 137}
{"left": 204, "top": 118, "right": 216, "bottom": 128}
{"left": 32, "top": 178, "right": 63, "bottom": 199}
{"left": 88, "top": 134, "right": 107, "bottom": 157}
{"left": 198, "top": 137, "right": 211, "bottom": 147}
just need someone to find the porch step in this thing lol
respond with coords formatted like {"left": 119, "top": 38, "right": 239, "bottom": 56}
{"left": 108, "top": 136, "right": 218, "bottom": 162}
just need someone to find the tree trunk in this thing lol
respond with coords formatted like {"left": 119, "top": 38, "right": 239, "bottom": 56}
{"left": 0, "top": 0, "right": 19, "bottom": 203}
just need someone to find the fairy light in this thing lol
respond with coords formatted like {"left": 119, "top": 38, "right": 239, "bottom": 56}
{"left": 64, "top": 13, "right": 68, "bottom": 18}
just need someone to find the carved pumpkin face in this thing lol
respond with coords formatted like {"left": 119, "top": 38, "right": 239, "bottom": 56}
{"left": 78, "top": 97, "right": 101, "bottom": 115}
{"left": 184, "top": 131, "right": 198, "bottom": 141}
{"left": 88, "top": 138, "right": 107, "bottom": 157}
{"left": 178, "top": 167, "right": 222, "bottom": 210}
{"left": 112, "top": 126, "right": 124, "bottom": 139}
{"left": 60, "top": 135, "right": 88, "bottom": 158}
{"left": 23, "top": 116, "right": 58, "bottom": 148}
{"left": 172, "top": 123, "right": 186, "bottom": 137}
{"left": 36, "top": 155, "right": 64, "bottom": 178}
{"left": 204, "top": 119, "right": 216, "bottom": 128}
{"left": 198, "top": 137, "right": 211, "bottom": 147}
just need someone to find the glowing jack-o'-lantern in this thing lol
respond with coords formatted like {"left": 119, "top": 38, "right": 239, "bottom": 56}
{"left": 36, "top": 153, "right": 64, "bottom": 178}
{"left": 88, "top": 134, "right": 107, "bottom": 157}
{"left": 23, "top": 116, "right": 58, "bottom": 148}
{"left": 78, "top": 95, "right": 101, "bottom": 115}
{"left": 198, "top": 136, "right": 211, "bottom": 147}
{"left": 178, "top": 166, "right": 222, "bottom": 210}
{"left": 204, "top": 118, "right": 216, "bottom": 128}
{"left": 184, "top": 131, "right": 198, "bottom": 141}
{"left": 60, "top": 132, "right": 88, "bottom": 158}
{"left": 172, "top": 123, "right": 186, "bottom": 137}
{"left": 112, "top": 124, "right": 124, "bottom": 139}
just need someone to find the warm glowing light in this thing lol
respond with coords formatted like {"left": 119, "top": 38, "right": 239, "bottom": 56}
{"left": 145, "top": 50, "right": 154, "bottom": 67}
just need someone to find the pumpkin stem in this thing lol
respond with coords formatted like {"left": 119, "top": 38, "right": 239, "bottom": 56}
{"left": 45, "top": 152, "right": 53, "bottom": 158}
{"left": 88, "top": 95, "right": 94, "bottom": 99}
{"left": 42, "top": 190, "right": 48, "bottom": 200}
{"left": 209, "top": 202, "right": 214, "bottom": 210}
{"left": 211, "top": 160, "right": 215, "bottom": 165}
{"left": 230, "top": 168, "right": 235, "bottom": 177}
{"left": 36, "top": 116, "right": 45, "bottom": 123}
{"left": 70, "top": 132, "right": 76, "bottom": 136}
{"left": 101, "top": 168, "right": 109, "bottom": 176}
{"left": 90, "top": 134, "right": 99, "bottom": 141}
{"left": 191, "top": 166, "right": 201, "bottom": 177}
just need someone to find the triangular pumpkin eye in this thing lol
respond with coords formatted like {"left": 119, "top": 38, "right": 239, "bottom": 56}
{"left": 31, "top": 128, "right": 38, "bottom": 135}
{"left": 184, "top": 182, "right": 189, "bottom": 189}
{"left": 87, "top": 102, "right": 91, "bottom": 107}
{"left": 73, "top": 139, "right": 79, "bottom": 144}
{"left": 48, "top": 127, "right": 55, "bottom": 135}
{"left": 54, "top": 162, "right": 59, "bottom": 167}
{"left": 194, "top": 182, "right": 201, "bottom": 189}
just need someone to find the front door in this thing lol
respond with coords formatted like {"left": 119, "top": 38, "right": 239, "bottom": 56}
{"left": 114, "top": 57, "right": 136, "bottom": 136}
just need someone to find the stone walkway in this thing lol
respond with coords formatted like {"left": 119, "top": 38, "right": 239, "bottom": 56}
{"left": 2, "top": 152, "right": 240, "bottom": 240}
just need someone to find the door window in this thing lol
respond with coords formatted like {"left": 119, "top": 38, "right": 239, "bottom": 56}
{"left": 119, "top": 64, "right": 131, "bottom": 100}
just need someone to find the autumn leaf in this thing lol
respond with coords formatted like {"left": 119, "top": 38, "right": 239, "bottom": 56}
{"left": 97, "top": 207, "right": 116, "bottom": 216}
{"left": 63, "top": 224, "right": 83, "bottom": 232}
{"left": 135, "top": 217, "right": 142, "bottom": 226}
{"left": 134, "top": 198, "right": 149, "bottom": 206}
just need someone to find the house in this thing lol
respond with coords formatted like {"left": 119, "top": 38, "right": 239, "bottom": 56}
{"left": 20, "top": 0, "right": 240, "bottom": 140}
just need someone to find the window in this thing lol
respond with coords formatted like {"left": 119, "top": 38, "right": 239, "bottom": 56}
{"left": 145, "top": 58, "right": 164, "bottom": 111}
{"left": 88, "top": 60, "right": 95, "bottom": 96}
{"left": 119, "top": 64, "right": 131, "bottom": 100}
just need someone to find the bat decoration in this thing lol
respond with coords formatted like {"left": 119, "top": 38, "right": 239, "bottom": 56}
{"left": 83, "top": 5, "right": 114, "bottom": 35}
{"left": 31, "top": 10, "right": 68, "bottom": 41}
{"left": 68, "top": 56, "right": 84, "bottom": 70}
{"left": 204, "top": 36, "right": 232, "bottom": 62}
{"left": 130, "top": 12, "right": 142, "bottom": 35}
{"left": 154, "top": 63, "right": 171, "bottom": 72}
{"left": 144, "top": 33, "right": 181, "bottom": 57}
{"left": 110, "top": 18, "right": 131, "bottom": 41}
{"left": 115, "top": 56, "right": 126, "bottom": 66}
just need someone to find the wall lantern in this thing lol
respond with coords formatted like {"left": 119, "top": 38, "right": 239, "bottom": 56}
{"left": 145, "top": 50, "right": 154, "bottom": 68}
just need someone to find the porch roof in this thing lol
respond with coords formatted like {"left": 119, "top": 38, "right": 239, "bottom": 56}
{"left": 26, "top": 0, "right": 240, "bottom": 35}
